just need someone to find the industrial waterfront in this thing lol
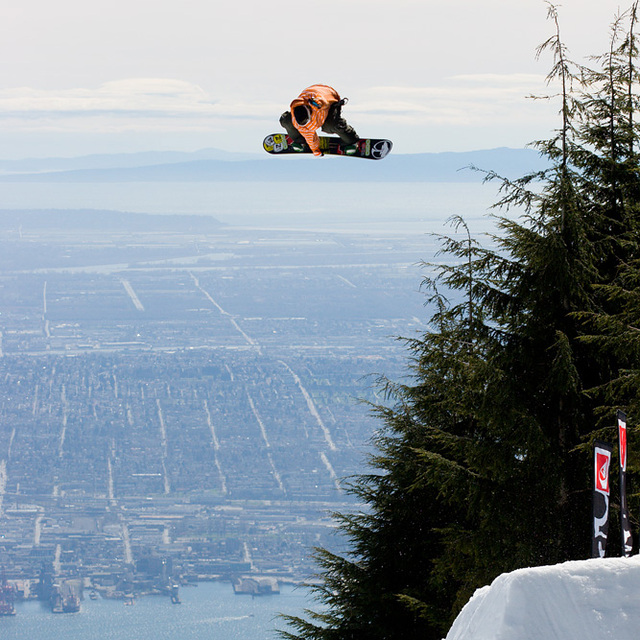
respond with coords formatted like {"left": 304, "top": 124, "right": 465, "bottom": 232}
{"left": 2, "top": 580, "right": 312, "bottom": 640}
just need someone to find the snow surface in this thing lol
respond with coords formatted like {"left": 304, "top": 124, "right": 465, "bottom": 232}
{"left": 445, "top": 556, "right": 640, "bottom": 639}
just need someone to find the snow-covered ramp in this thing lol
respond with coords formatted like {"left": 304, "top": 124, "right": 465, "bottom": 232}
{"left": 446, "top": 556, "right": 640, "bottom": 640}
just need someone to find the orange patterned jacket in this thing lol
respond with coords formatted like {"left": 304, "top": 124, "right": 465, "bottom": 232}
{"left": 290, "top": 85, "right": 341, "bottom": 156}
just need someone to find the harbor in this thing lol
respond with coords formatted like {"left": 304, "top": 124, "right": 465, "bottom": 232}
{"left": 0, "top": 580, "right": 315, "bottom": 640}
{"left": 0, "top": 570, "right": 296, "bottom": 617}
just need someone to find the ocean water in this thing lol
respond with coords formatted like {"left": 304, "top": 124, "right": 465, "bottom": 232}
{"left": 0, "top": 181, "right": 500, "bottom": 233}
{"left": 2, "top": 582, "right": 314, "bottom": 640}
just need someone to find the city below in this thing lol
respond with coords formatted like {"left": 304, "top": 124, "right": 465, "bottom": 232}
{"left": 0, "top": 208, "right": 432, "bottom": 615}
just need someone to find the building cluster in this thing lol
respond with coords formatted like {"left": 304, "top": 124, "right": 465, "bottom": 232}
{"left": 0, "top": 214, "right": 425, "bottom": 609}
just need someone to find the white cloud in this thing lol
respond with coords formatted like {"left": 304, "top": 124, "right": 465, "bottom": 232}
{"left": 352, "top": 74, "right": 557, "bottom": 126}
{"left": 449, "top": 73, "right": 548, "bottom": 86}
{"left": 0, "top": 79, "right": 283, "bottom": 131}
{"left": 0, "top": 85, "right": 271, "bottom": 133}
{"left": 0, "top": 79, "right": 211, "bottom": 116}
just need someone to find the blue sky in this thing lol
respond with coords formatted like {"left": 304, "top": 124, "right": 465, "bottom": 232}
{"left": 0, "top": 0, "right": 632, "bottom": 157}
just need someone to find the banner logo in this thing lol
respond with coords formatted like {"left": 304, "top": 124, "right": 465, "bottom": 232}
{"left": 595, "top": 451, "right": 611, "bottom": 494}
{"left": 618, "top": 414, "right": 627, "bottom": 471}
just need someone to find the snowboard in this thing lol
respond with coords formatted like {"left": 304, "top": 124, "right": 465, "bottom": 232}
{"left": 263, "top": 133, "right": 393, "bottom": 160}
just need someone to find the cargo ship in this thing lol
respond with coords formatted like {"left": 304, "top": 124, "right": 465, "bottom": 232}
{"left": 232, "top": 576, "right": 280, "bottom": 596}
{"left": 170, "top": 583, "right": 181, "bottom": 604}
{"left": 51, "top": 583, "right": 81, "bottom": 614}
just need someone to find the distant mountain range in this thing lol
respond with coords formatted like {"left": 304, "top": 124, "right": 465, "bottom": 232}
{"left": 0, "top": 147, "right": 549, "bottom": 183}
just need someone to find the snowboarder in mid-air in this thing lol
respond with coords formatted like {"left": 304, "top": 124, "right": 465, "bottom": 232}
{"left": 279, "top": 84, "right": 359, "bottom": 157}
{"left": 264, "top": 84, "right": 392, "bottom": 160}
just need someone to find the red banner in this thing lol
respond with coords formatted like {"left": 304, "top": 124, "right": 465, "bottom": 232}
{"left": 618, "top": 410, "right": 633, "bottom": 557}
{"left": 592, "top": 441, "right": 613, "bottom": 558}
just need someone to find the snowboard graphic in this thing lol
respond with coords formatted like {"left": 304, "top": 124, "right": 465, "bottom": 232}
{"left": 263, "top": 134, "right": 392, "bottom": 160}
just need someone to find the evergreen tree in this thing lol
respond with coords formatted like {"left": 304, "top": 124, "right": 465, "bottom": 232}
{"left": 280, "top": 4, "right": 640, "bottom": 639}
{"left": 576, "top": 2, "right": 640, "bottom": 420}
